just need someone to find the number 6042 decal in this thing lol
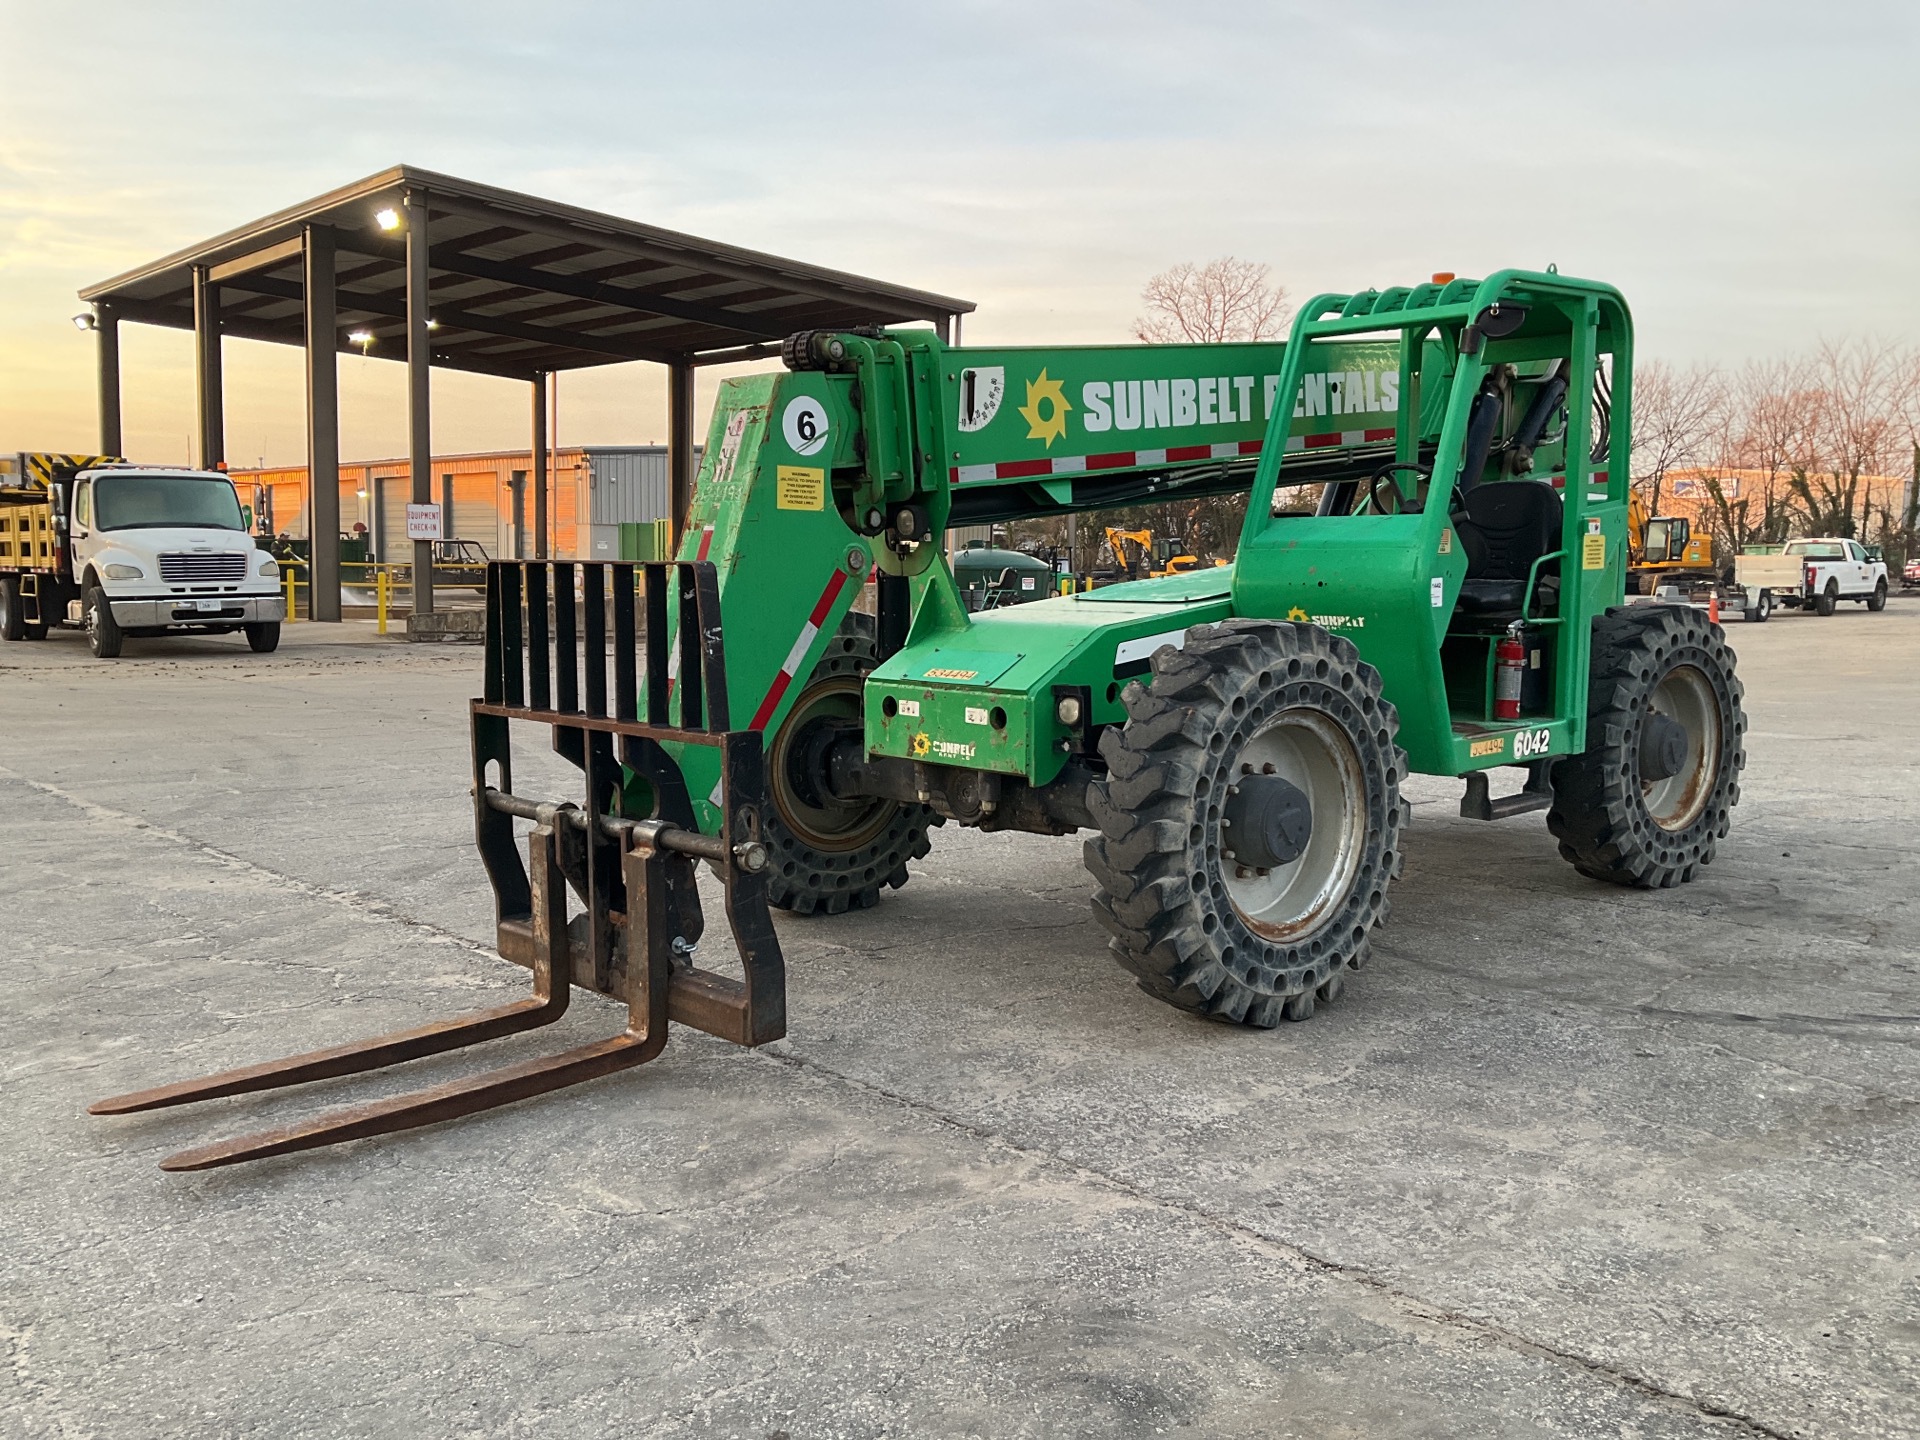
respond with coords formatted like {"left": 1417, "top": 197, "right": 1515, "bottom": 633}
{"left": 1514, "top": 728, "right": 1552, "bottom": 759}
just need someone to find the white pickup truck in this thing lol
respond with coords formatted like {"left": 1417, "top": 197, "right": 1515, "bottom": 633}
{"left": 0, "top": 458, "right": 286, "bottom": 658}
{"left": 1736, "top": 538, "right": 1888, "bottom": 618}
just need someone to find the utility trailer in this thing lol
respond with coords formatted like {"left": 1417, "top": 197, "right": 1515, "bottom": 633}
{"left": 96, "top": 268, "right": 1747, "bottom": 1169}
{"left": 1727, "top": 552, "right": 1802, "bottom": 622}
{"left": 1629, "top": 549, "right": 1790, "bottom": 624}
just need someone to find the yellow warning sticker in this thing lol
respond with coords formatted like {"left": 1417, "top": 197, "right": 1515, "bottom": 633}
{"left": 1439, "top": 527, "right": 1453, "bottom": 555}
{"left": 776, "top": 465, "right": 825, "bottom": 511}
{"left": 1582, "top": 532, "right": 1606, "bottom": 570}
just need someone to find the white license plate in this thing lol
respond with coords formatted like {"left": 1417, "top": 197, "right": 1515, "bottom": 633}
{"left": 194, "top": 599, "right": 224, "bottom": 612}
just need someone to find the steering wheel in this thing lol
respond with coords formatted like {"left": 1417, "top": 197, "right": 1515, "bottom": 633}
{"left": 1366, "top": 462, "right": 1431, "bottom": 516}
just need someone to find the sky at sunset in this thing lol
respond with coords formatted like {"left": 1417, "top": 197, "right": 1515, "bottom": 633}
{"left": 3, "top": 1, "right": 1915, "bottom": 466}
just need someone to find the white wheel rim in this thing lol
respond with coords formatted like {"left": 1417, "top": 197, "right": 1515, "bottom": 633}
{"left": 1220, "top": 711, "right": 1365, "bottom": 941}
{"left": 1644, "top": 664, "right": 1720, "bottom": 831}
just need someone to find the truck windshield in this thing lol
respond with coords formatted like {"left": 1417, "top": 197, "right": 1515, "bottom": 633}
{"left": 94, "top": 475, "right": 245, "bottom": 532}
{"left": 1784, "top": 542, "right": 1844, "bottom": 559}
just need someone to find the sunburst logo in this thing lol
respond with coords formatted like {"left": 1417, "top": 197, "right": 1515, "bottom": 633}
{"left": 1018, "top": 370, "right": 1072, "bottom": 448}
{"left": 911, "top": 732, "right": 931, "bottom": 757}
{"left": 1286, "top": 606, "right": 1310, "bottom": 623}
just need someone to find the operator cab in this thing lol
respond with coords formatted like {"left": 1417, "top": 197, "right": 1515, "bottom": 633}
{"left": 1235, "top": 272, "right": 1630, "bottom": 778}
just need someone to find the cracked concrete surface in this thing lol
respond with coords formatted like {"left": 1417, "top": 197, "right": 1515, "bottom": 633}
{"left": 2, "top": 608, "right": 1916, "bottom": 1438}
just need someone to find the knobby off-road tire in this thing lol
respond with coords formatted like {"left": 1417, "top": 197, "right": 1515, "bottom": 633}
{"left": 1548, "top": 605, "right": 1745, "bottom": 888}
{"left": 763, "top": 611, "right": 940, "bottom": 916}
{"left": 1085, "top": 619, "right": 1407, "bottom": 1028}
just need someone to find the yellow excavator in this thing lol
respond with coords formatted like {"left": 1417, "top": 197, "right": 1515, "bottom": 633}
{"left": 1102, "top": 526, "right": 1216, "bottom": 581}
{"left": 1628, "top": 492, "right": 1715, "bottom": 596}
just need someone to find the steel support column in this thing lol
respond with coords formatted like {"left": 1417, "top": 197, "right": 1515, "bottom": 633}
{"left": 405, "top": 191, "right": 433, "bottom": 617}
{"left": 668, "top": 359, "right": 695, "bottom": 546}
{"left": 192, "top": 267, "right": 224, "bottom": 468}
{"left": 304, "top": 225, "right": 342, "bottom": 622}
{"left": 531, "top": 372, "right": 549, "bottom": 560}
{"left": 96, "top": 303, "right": 122, "bottom": 457}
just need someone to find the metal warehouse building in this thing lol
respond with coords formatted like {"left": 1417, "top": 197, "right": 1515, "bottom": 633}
{"left": 231, "top": 444, "right": 689, "bottom": 564}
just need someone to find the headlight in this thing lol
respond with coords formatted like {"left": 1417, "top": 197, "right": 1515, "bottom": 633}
{"left": 258, "top": 556, "right": 279, "bottom": 577}
{"left": 104, "top": 563, "right": 144, "bottom": 580}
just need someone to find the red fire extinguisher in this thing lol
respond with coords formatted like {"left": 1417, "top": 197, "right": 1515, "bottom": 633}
{"left": 1495, "top": 624, "right": 1525, "bottom": 721}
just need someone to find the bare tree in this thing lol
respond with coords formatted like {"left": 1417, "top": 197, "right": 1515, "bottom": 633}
{"left": 1889, "top": 360, "right": 1920, "bottom": 568}
{"left": 1728, "top": 357, "right": 1816, "bottom": 543}
{"left": 1896, "top": 346, "right": 1920, "bottom": 560}
{"left": 1133, "top": 258, "right": 1291, "bottom": 345}
{"left": 1672, "top": 345, "right": 1920, "bottom": 565}
{"left": 1763, "top": 340, "right": 1915, "bottom": 540}
{"left": 1630, "top": 360, "right": 1726, "bottom": 515}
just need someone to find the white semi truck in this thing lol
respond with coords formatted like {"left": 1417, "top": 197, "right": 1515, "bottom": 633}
{"left": 0, "top": 453, "right": 286, "bottom": 658}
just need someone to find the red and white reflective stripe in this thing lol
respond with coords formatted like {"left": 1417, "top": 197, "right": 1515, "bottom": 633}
{"left": 747, "top": 567, "right": 850, "bottom": 733}
{"left": 948, "top": 430, "right": 1393, "bottom": 483}
{"left": 695, "top": 525, "right": 714, "bottom": 561}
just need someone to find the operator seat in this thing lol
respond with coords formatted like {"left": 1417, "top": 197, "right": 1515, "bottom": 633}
{"left": 1452, "top": 480, "right": 1563, "bottom": 620}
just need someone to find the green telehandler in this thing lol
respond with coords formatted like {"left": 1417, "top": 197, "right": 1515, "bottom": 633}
{"left": 95, "top": 268, "right": 1745, "bottom": 1169}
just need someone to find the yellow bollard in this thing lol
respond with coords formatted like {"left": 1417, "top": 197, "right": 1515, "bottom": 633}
{"left": 376, "top": 568, "right": 389, "bottom": 635}
{"left": 283, "top": 566, "right": 297, "bottom": 623}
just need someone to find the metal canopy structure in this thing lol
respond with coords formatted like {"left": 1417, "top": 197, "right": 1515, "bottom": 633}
{"left": 78, "top": 165, "right": 973, "bottom": 621}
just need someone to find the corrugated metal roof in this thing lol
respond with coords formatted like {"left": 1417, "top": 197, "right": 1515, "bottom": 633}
{"left": 81, "top": 165, "right": 973, "bottom": 381}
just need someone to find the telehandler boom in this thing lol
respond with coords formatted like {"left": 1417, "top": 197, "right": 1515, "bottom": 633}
{"left": 95, "top": 268, "right": 1745, "bottom": 1168}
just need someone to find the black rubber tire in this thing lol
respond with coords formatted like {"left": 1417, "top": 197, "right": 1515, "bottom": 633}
{"left": 84, "top": 585, "right": 123, "bottom": 658}
{"left": 245, "top": 622, "right": 281, "bottom": 653}
{"left": 1867, "top": 581, "right": 1887, "bottom": 613}
{"left": 763, "top": 611, "right": 941, "bottom": 916}
{"left": 1815, "top": 582, "right": 1837, "bottom": 616}
{"left": 1548, "top": 605, "right": 1745, "bottom": 888}
{"left": 0, "top": 577, "right": 22, "bottom": 642}
{"left": 1744, "top": 589, "right": 1771, "bottom": 623}
{"left": 1085, "top": 619, "right": 1406, "bottom": 1028}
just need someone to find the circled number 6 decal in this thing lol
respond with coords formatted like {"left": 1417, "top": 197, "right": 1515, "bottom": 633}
{"left": 783, "top": 396, "right": 830, "bottom": 457}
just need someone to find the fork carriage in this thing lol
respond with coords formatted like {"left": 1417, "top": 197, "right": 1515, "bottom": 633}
{"left": 91, "top": 560, "right": 787, "bottom": 1171}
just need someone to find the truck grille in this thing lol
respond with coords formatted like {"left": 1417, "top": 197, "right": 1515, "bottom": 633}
{"left": 158, "top": 552, "right": 248, "bottom": 585}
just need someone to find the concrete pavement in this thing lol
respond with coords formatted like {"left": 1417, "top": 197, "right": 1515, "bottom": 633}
{"left": 2, "top": 601, "right": 1915, "bottom": 1438}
